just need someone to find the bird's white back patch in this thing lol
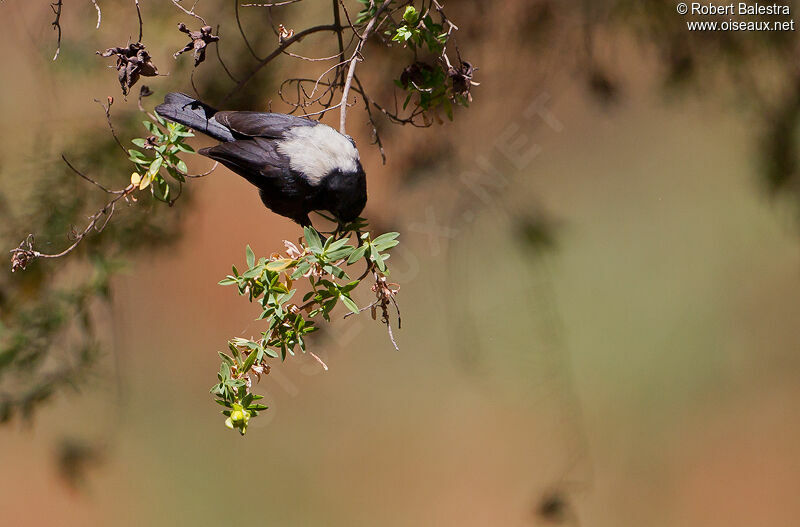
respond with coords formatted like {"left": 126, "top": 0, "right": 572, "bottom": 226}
{"left": 276, "top": 124, "right": 360, "bottom": 185}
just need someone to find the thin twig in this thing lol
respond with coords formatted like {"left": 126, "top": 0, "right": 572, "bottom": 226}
{"left": 332, "top": 0, "right": 346, "bottom": 84}
{"left": 94, "top": 98, "right": 127, "bottom": 154}
{"left": 134, "top": 0, "right": 143, "bottom": 42}
{"left": 172, "top": 0, "right": 206, "bottom": 25}
{"left": 222, "top": 24, "right": 338, "bottom": 103}
{"left": 353, "top": 75, "right": 386, "bottom": 163}
{"left": 235, "top": 0, "right": 263, "bottom": 60}
{"left": 61, "top": 155, "right": 124, "bottom": 194}
{"left": 214, "top": 25, "right": 240, "bottom": 82}
{"left": 11, "top": 183, "right": 136, "bottom": 267}
{"left": 385, "top": 318, "right": 399, "bottom": 351}
{"left": 91, "top": 0, "right": 102, "bottom": 29}
{"left": 309, "top": 351, "right": 329, "bottom": 371}
{"left": 337, "top": 0, "right": 362, "bottom": 40}
{"left": 184, "top": 161, "right": 219, "bottom": 178}
{"left": 51, "top": 0, "right": 63, "bottom": 61}
{"left": 241, "top": 0, "right": 302, "bottom": 6}
{"left": 339, "top": 0, "right": 393, "bottom": 134}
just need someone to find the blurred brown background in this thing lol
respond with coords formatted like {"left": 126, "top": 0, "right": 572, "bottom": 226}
{"left": 1, "top": 1, "right": 800, "bottom": 526}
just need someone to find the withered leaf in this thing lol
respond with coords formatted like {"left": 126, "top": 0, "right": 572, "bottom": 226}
{"left": 173, "top": 23, "right": 219, "bottom": 67}
{"left": 97, "top": 42, "right": 159, "bottom": 96}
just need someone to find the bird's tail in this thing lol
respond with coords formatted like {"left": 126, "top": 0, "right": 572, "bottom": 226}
{"left": 155, "top": 93, "right": 235, "bottom": 142}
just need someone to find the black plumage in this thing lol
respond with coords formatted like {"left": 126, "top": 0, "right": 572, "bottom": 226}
{"left": 155, "top": 92, "right": 367, "bottom": 226}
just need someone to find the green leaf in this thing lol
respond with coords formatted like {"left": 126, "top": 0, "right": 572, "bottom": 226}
{"left": 370, "top": 246, "right": 386, "bottom": 272}
{"left": 242, "top": 349, "right": 258, "bottom": 373}
{"left": 339, "top": 294, "right": 360, "bottom": 314}
{"left": 403, "top": 5, "right": 419, "bottom": 23}
{"left": 175, "top": 142, "right": 195, "bottom": 153}
{"left": 148, "top": 156, "right": 163, "bottom": 177}
{"left": 218, "top": 352, "right": 234, "bottom": 365}
{"left": 143, "top": 120, "right": 159, "bottom": 134}
{"left": 266, "top": 259, "right": 294, "bottom": 271}
{"left": 246, "top": 245, "right": 255, "bottom": 268}
{"left": 128, "top": 149, "right": 150, "bottom": 165}
{"left": 166, "top": 166, "right": 185, "bottom": 182}
{"left": 304, "top": 226, "right": 323, "bottom": 253}
{"left": 346, "top": 244, "right": 368, "bottom": 264}
{"left": 372, "top": 232, "right": 400, "bottom": 250}
{"left": 340, "top": 280, "right": 360, "bottom": 293}
{"left": 131, "top": 138, "right": 148, "bottom": 148}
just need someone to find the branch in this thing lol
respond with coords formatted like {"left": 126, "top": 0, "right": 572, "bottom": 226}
{"left": 241, "top": 0, "right": 303, "bottom": 6}
{"left": 339, "top": 0, "right": 393, "bottom": 134}
{"left": 10, "top": 182, "right": 136, "bottom": 271}
{"left": 353, "top": 75, "right": 386, "bottom": 163}
{"left": 134, "top": 0, "right": 143, "bottom": 42}
{"left": 91, "top": 0, "right": 102, "bottom": 29}
{"left": 172, "top": 0, "right": 206, "bottom": 25}
{"left": 95, "top": 97, "right": 127, "bottom": 155}
{"left": 235, "top": 0, "right": 263, "bottom": 60}
{"left": 332, "top": 0, "right": 346, "bottom": 83}
{"left": 51, "top": 0, "right": 63, "bottom": 61}
{"left": 222, "top": 24, "right": 338, "bottom": 103}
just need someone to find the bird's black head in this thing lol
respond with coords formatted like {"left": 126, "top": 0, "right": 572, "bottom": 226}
{"left": 323, "top": 163, "right": 367, "bottom": 223}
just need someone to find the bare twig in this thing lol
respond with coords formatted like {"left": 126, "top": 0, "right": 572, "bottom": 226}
{"left": 336, "top": 0, "right": 362, "bottom": 40}
{"left": 51, "top": 0, "right": 63, "bottom": 61}
{"left": 134, "top": 0, "right": 143, "bottom": 42}
{"left": 235, "top": 0, "right": 263, "bottom": 60}
{"left": 353, "top": 75, "right": 386, "bottom": 163}
{"left": 342, "top": 271, "right": 401, "bottom": 350}
{"left": 172, "top": 0, "right": 206, "bottom": 25}
{"left": 61, "top": 155, "right": 124, "bottom": 194}
{"left": 309, "top": 351, "right": 329, "bottom": 371}
{"left": 241, "top": 0, "right": 302, "bottom": 6}
{"left": 10, "top": 182, "right": 136, "bottom": 271}
{"left": 91, "top": 0, "right": 102, "bottom": 29}
{"left": 339, "top": 0, "right": 393, "bottom": 134}
{"left": 214, "top": 26, "right": 239, "bottom": 82}
{"left": 332, "top": 0, "right": 346, "bottom": 83}
{"left": 184, "top": 161, "right": 219, "bottom": 178}
{"left": 222, "top": 24, "right": 338, "bottom": 103}
{"left": 95, "top": 98, "right": 127, "bottom": 154}
{"left": 137, "top": 85, "right": 153, "bottom": 112}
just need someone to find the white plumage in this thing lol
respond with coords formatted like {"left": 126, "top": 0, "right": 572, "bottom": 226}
{"left": 277, "top": 124, "right": 360, "bottom": 185}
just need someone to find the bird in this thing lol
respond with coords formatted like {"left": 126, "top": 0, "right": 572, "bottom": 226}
{"left": 155, "top": 92, "right": 367, "bottom": 227}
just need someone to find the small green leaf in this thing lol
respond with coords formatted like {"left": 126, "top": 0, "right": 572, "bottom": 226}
{"left": 403, "top": 5, "right": 419, "bottom": 23}
{"left": 148, "top": 156, "right": 163, "bottom": 177}
{"left": 304, "top": 227, "right": 323, "bottom": 253}
{"left": 242, "top": 349, "right": 258, "bottom": 373}
{"left": 246, "top": 245, "right": 255, "bottom": 268}
{"left": 266, "top": 259, "right": 294, "bottom": 271}
{"left": 340, "top": 294, "right": 360, "bottom": 314}
{"left": 370, "top": 246, "right": 386, "bottom": 272}
{"left": 143, "top": 120, "right": 158, "bottom": 134}
{"left": 346, "top": 245, "right": 368, "bottom": 264}
{"left": 175, "top": 142, "right": 195, "bottom": 153}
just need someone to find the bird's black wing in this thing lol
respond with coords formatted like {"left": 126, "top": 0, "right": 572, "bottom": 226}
{"left": 213, "top": 111, "right": 317, "bottom": 139}
{"left": 199, "top": 137, "right": 293, "bottom": 190}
